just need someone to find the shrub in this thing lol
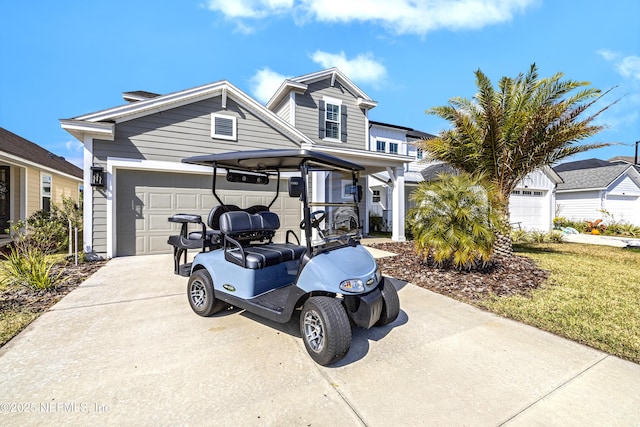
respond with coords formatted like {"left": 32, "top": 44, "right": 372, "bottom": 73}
{"left": 409, "top": 172, "right": 500, "bottom": 270}
{"left": 511, "top": 228, "right": 531, "bottom": 244}
{"left": 0, "top": 246, "right": 63, "bottom": 290}
{"left": 8, "top": 197, "right": 82, "bottom": 255}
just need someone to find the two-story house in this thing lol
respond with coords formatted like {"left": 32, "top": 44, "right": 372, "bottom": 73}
{"left": 61, "top": 68, "right": 412, "bottom": 258}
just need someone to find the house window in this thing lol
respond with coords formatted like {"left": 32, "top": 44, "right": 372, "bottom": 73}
{"left": 325, "top": 103, "right": 340, "bottom": 140}
{"left": 211, "top": 113, "right": 237, "bottom": 141}
{"left": 389, "top": 143, "right": 398, "bottom": 154}
{"left": 41, "top": 173, "right": 52, "bottom": 212}
{"left": 319, "top": 98, "right": 346, "bottom": 142}
{"left": 373, "top": 190, "right": 381, "bottom": 203}
{"left": 533, "top": 191, "right": 544, "bottom": 196}
{"left": 376, "top": 140, "right": 386, "bottom": 152}
{"left": 417, "top": 149, "right": 424, "bottom": 160}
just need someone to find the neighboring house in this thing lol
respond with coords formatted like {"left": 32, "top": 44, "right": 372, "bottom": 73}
{"left": 0, "top": 127, "right": 83, "bottom": 233}
{"left": 419, "top": 163, "right": 562, "bottom": 231}
{"left": 554, "top": 159, "right": 640, "bottom": 226}
{"left": 367, "top": 121, "right": 436, "bottom": 231}
{"left": 61, "top": 68, "right": 412, "bottom": 258}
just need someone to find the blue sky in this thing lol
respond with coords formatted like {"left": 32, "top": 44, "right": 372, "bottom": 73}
{"left": 1, "top": 0, "right": 639, "bottom": 168}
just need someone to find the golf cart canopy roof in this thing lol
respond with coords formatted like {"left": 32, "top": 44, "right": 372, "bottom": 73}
{"left": 182, "top": 149, "right": 364, "bottom": 173}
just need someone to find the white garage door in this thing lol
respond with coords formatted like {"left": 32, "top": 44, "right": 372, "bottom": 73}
{"left": 509, "top": 189, "right": 548, "bottom": 231}
{"left": 604, "top": 194, "right": 640, "bottom": 226}
{"left": 115, "top": 170, "right": 301, "bottom": 256}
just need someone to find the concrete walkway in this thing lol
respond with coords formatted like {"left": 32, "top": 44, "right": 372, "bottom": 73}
{"left": 562, "top": 233, "right": 640, "bottom": 248}
{"left": 1, "top": 254, "right": 639, "bottom": 426}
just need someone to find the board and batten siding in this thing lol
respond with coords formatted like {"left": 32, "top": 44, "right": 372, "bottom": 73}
{"left": 294, "top": 79, "right": 367, "bottom": 150}
{"left": 88, "top": 95, "right": 301, "bottom": 256}
{"left": 556, "top": 190, "right": 603, "bottom": 222}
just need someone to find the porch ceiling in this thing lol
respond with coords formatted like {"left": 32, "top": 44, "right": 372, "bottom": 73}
{"left": 300, "top": 144, "right": 411, "bottom": 175}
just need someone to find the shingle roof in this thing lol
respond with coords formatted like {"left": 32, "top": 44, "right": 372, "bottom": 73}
{"left": 420, "top": 163, "right": 459, "bottom": 181}
{"left": 0, "top": 127, "right": 83, "bottom": 179}
{"left": 556, "top": 164, "right": 629, "bottom": 191}
{"left": 553, "top": 158, "right": 613, "bottom": 172}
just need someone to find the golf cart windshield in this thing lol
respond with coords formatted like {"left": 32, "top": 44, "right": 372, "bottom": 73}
{"left": 309, "top": 170, "right": 361, "bottom": 246}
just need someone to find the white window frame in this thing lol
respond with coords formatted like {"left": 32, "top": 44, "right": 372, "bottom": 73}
{"left": 322, "top": 96, "right": 342, "bottom": 142}
{"left": 373, "top": 189, "right": 381, "bottom": 203}
{"left": 211, "top": 113, "right": 237, "bottom": 141}
{"left": 417, "top": 148, "right": 424, "bottom": 160}
{"left": 376, "top": 140, "right": 386, "bottom": 153}
{"left": 389, "top": 142, "right": 399, "bottom": 154}
{"left": 41, "top": 172, "right": 52, "bottom": 211}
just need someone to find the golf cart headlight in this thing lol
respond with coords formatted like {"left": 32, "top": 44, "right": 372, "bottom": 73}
{"left": 375, "top": 266, "right": 382, "bottom": 284}
{"left": 340, "top": 279, "right": 364, "bottom": 293}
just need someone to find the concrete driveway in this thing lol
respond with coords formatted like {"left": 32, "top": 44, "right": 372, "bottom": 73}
{"left": 1, "top": 254, "right": 639, "bottom": 426}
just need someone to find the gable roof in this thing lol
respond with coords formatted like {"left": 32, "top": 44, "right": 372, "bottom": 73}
{"left": 61, "top": 80, "right": 315, "bottom": 146}
{"left": 266, "top": 68, "right": 377, "bottom": 111}
{"left": 556, "top": 164, "right": 640, "bottom": 191}
{"left": 0, "top": 127, "right": 83, "bottom": 179}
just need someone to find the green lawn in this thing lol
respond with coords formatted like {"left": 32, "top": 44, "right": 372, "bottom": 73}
{"left": 482, "top": 243, "right": 640, "bottom": 363}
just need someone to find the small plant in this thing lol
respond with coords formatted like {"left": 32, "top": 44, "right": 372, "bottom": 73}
{"left": 1, "top": 246, "right": 63, "bottom": 290}
{"left": 585, "top": 219, "right": 605, "bottom": 235}
{"left": 511, "top": 228, "right": 531, "bottom": 244}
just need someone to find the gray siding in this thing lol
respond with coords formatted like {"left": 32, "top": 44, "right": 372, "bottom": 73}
{"left": 294, "top": 79, "right": 367, "bottom": 150}
{"left": 90, "top": 95, "right": 301, "bottom": 256}
{"left": 274, "top": 97, "right": 290, "bottom": 123}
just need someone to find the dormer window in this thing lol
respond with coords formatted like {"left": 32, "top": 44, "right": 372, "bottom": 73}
{"left": 318, "top": 97, "right": 347, "bottom": 142}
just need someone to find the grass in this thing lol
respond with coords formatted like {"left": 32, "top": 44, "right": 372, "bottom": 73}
{"left": 482, "top": 243, "right": 640, "bottom": 363}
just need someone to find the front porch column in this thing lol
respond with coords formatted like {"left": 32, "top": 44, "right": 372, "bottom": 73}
{"left": 387, "top": 166, "right": 406, "bottom": 242}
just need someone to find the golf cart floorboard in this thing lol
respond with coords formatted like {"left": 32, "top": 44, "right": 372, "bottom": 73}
{"left": 250, "top": 283, "right": 297, "bottom": 312}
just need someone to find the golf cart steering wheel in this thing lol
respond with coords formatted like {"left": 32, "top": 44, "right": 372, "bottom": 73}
{"left": 300, "top": 210, "right": 326, "bottom": 230}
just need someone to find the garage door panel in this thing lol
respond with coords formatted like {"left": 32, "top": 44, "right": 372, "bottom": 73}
{"left": 116, "top": 170, "right": 300, "bottom": 256}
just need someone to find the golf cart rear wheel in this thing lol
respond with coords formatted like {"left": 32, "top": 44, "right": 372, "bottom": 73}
{"left": 300, "top": 297, "right": 352, "bottom": 366}
{"left": 187, "top": 269, "right": 227, "bottom": 317}
{"left": 375, "top": 278, "right": 400, "bottom": 326}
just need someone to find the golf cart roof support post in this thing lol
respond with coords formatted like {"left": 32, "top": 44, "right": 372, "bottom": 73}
{"left": 300, "top": 163, "right": 313, "bottom": 255}
{"left": 267, "top": 169, "right": 281, "bottom": 209}
{"left": 211, "top": 162, "right": 226, "bottom": 207}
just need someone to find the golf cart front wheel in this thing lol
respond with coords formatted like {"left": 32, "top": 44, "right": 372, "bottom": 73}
{"left": 375, "top": 278, "right": 400, "bottom": 326}
{"left": 300, "top": 297, "right": 352, "bottom": 366}
{"left": 187, "top": 269, "right": 227, "bottom": 317}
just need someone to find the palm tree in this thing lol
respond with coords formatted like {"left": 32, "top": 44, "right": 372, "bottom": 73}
{"left": 419, "top": 63, "right": 614, "bottom": 257}
{"left": 409, "top": 172, "right": 500, "bottom": 270}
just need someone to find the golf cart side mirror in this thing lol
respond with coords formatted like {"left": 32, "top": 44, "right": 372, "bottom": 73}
{"left": 288, "top": 177, "right": 304, "bottom": 198}
{"left": 356, "top": 185, "right": 363, "bottom": 203}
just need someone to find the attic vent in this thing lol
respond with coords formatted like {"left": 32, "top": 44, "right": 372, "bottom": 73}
{"left": 211, "top": 113, "right": 237, "bottom": 141}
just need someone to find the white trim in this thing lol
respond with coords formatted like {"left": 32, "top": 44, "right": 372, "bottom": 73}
{"left": 20, "top": 167, "right": 26, "bottom": 221}
{"left": 210, "top": 113, "right": 237, "bottom": 141}
{"left": 322, "top": 96, "right": 343, "bottom": 143}
{"left": 83, "top": 137, "right": 93, "bottom": 254}
{"left": 289, "top": 92, "right": 296, "bottom": 127}
{"left": 60, "top": 119, "right": 115, "bottom": 142}
{"left": 105, "top": 158, "right": 213, "bottom": 258}
{"left": 0, "top": 150, "right": 83, "bottom": 182}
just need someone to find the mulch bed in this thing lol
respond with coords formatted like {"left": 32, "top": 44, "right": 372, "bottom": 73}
{"left": 369, "top": 241, "right": 549, "bottom": 303}
{"left": 0, "top": 260, "right": 108, "bottom": 315}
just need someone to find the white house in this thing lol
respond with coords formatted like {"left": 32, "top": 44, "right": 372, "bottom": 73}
{"left": 555, "top": 161, "right": 640, "bottom": 226}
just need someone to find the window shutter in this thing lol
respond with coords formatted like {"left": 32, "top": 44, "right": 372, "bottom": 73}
{"left": 318, "top": 100, "right": 325, "bottom": 139}
{"left": 340, "top": 105, "right": 347, "bottom": 142}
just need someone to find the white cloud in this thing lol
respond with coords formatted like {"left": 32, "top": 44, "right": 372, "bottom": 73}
{"left": 598, "top": 49, "right": 640, "bottom": 82}
{"left": 310, "top": 51, "right": 387, "bottom": 86}
{"left": 250, "top": 68, "right": 290, "bottom": 103}
{"left": 206, "top": 0, "right": 536, "bottom": 35}
{"left": 206, "top": 0, "right": 293, "bottom": 19}
{"left": 65, "top": 139, "right": 83, "bottom": 152}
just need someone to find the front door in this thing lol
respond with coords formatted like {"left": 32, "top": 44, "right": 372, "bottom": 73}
{"left": 0, "top": 167, "right": 10, "bottom": 234}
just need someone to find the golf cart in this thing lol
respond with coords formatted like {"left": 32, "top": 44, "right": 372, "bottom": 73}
{"left": 167, "top": 149, "right": 399, "bottom": 365}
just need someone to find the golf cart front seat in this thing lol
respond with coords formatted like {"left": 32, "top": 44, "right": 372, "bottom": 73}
{"left": 219, "top": 211, "right": 306, "bottom": 269}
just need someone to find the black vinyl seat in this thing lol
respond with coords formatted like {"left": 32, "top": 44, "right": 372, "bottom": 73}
{"left": 219, "top": 211, "right": 306, "bottom": 269}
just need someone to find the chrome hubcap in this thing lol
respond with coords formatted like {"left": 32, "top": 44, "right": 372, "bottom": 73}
{"left": 190, "top": 280, "right": 206, "bottom": 308}
{"left": 303, "top": 309, "right": 324, "bottom": 353}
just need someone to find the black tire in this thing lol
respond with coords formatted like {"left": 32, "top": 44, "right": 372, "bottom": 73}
{"left": 376, "top": 278, "right": 400, "bottom": 326}
{"left": 300, "top": 296, "right": 352, "bottom": 366}
{"left": 187, "top": 269, "right": 227, "bottom": 317}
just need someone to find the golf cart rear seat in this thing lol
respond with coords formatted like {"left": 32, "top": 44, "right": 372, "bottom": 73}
{"left": 220, "top": 211, "right": 306, "bottom": 269}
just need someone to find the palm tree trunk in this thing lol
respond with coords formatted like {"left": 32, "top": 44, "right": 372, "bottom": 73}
{"left": 491, "top": 198, "right": 514, "bottom": 259}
